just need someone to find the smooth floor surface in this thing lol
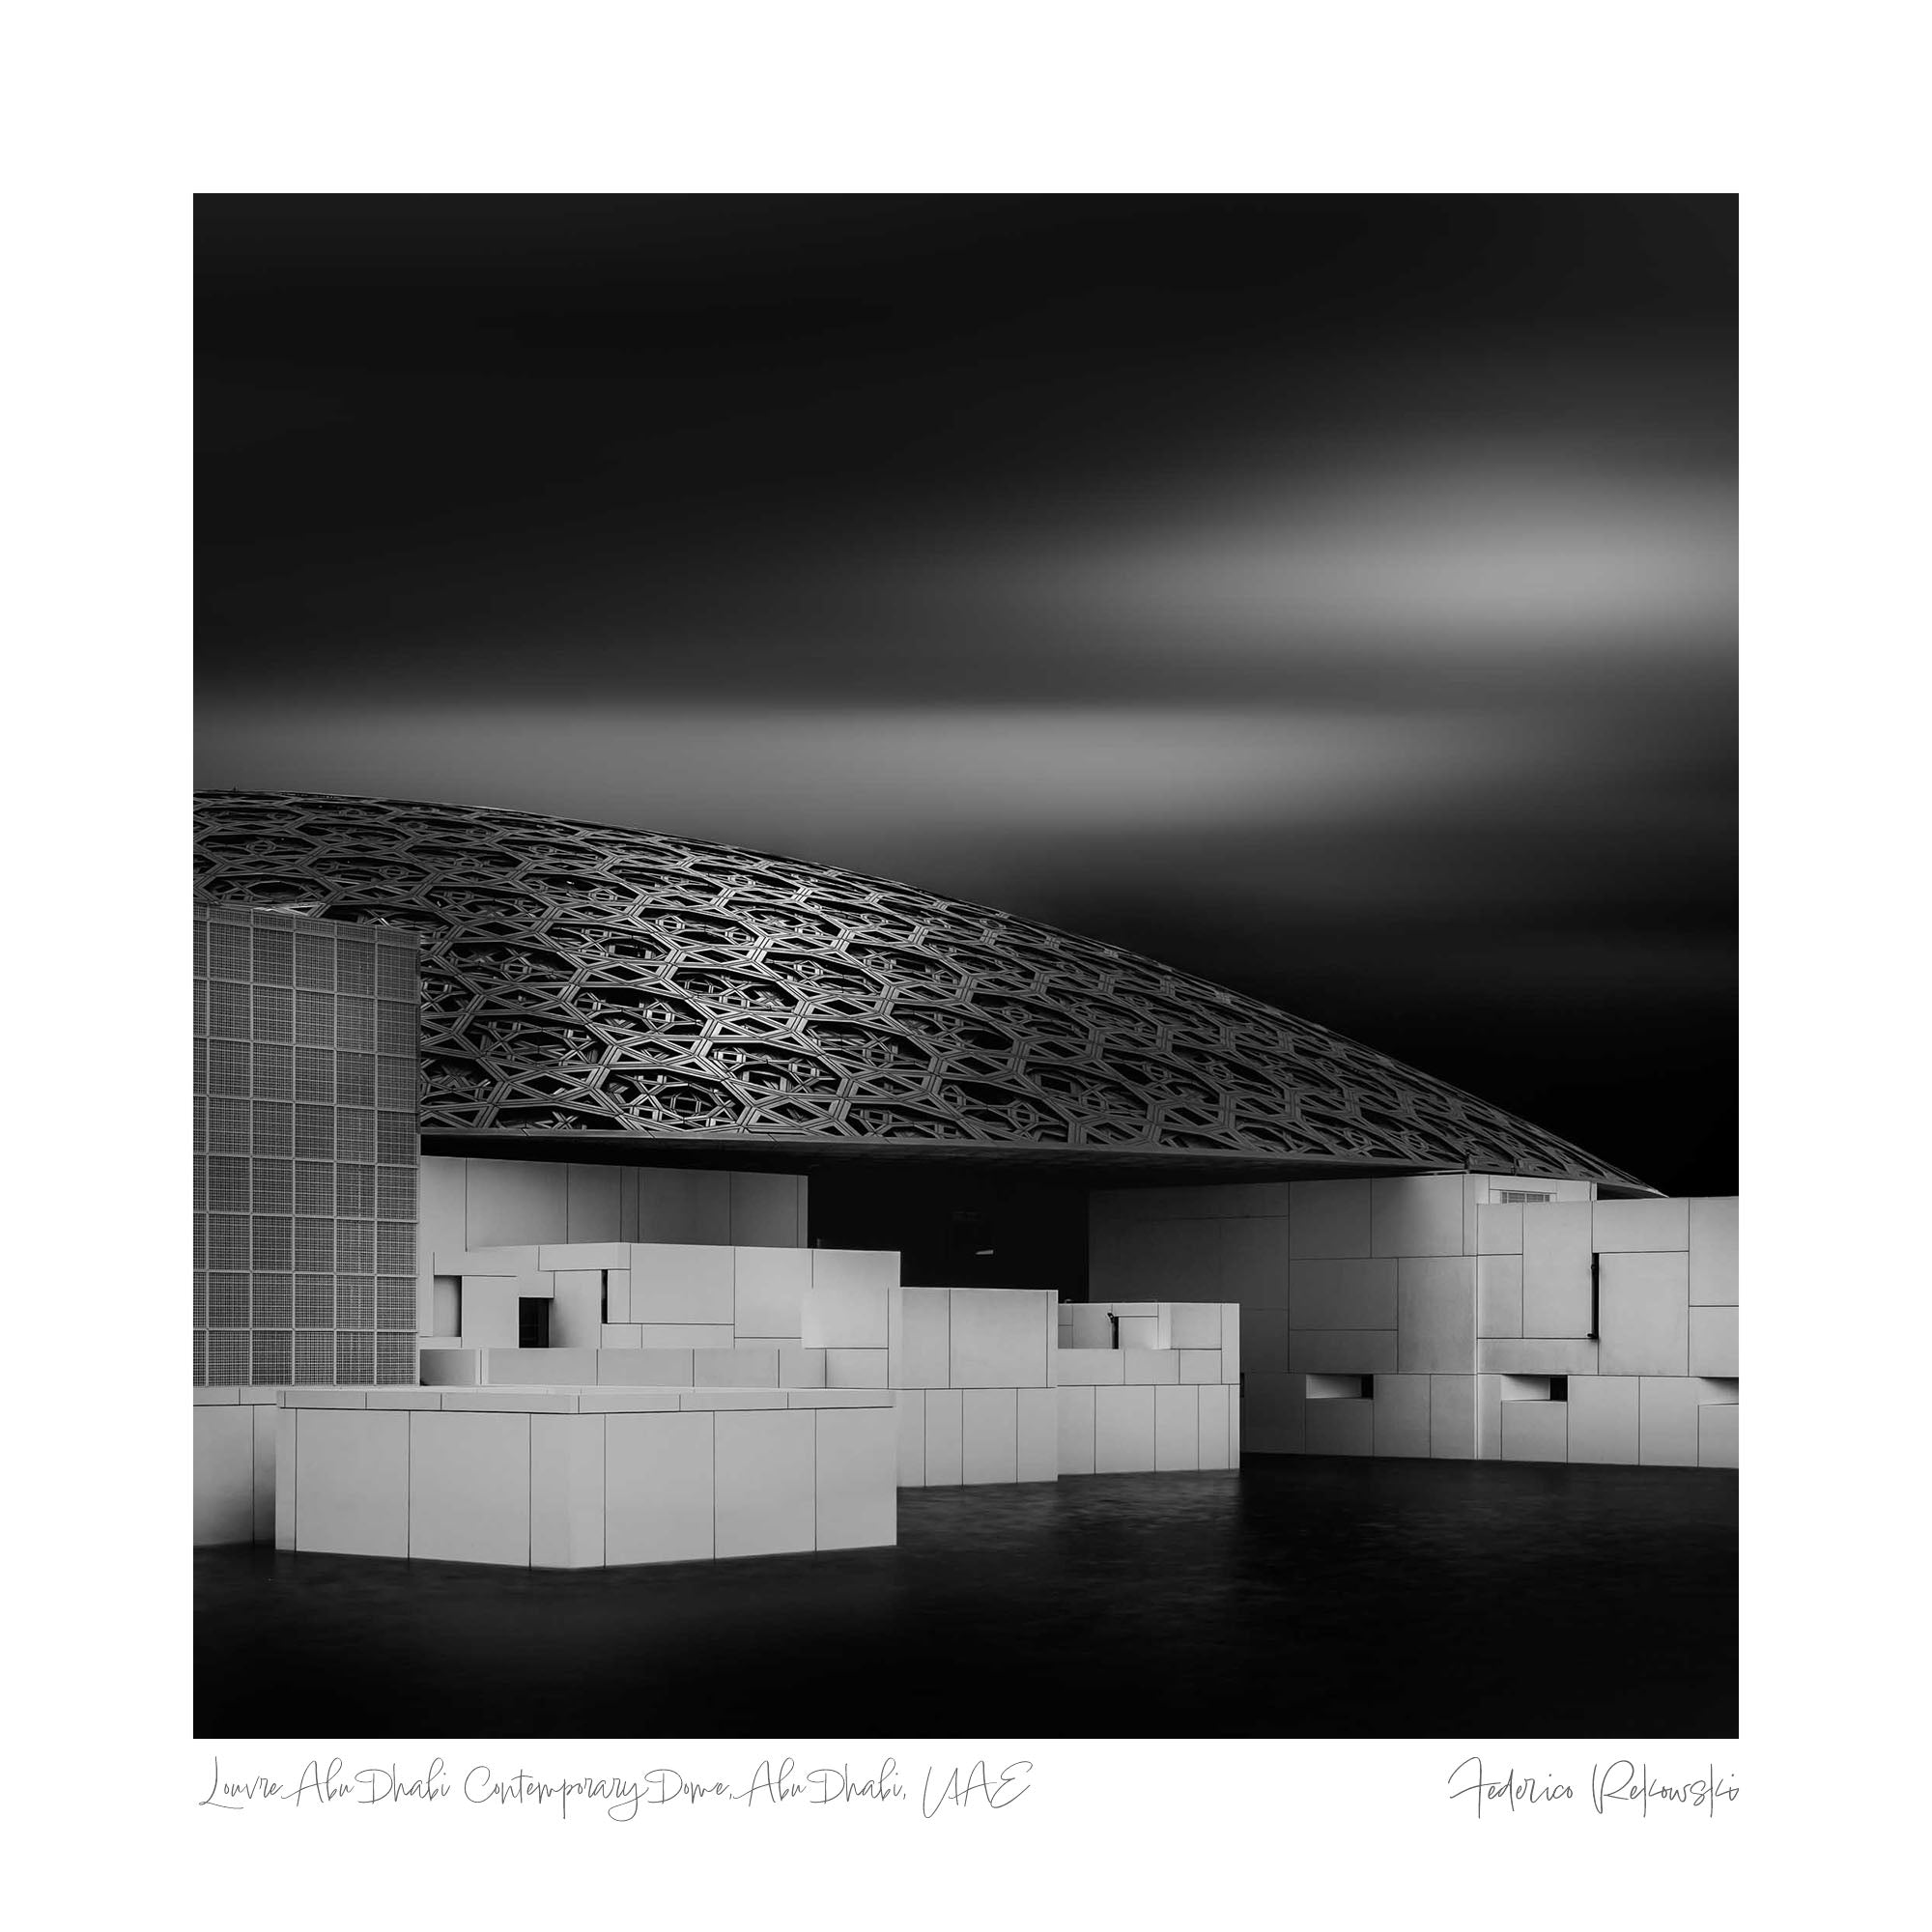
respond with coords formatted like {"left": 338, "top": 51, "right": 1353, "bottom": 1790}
{"left": 195, "top": 1455, "right": 1737, "bottom": 1739}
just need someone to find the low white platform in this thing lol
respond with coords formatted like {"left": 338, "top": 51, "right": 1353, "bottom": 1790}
{"left": 272, "top": 1385, "right": 897, "bottom": 1568}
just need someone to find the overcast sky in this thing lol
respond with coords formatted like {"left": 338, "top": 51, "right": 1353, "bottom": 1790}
{"left": 195, "top": 195, "right": 1737, "bottom": 1192}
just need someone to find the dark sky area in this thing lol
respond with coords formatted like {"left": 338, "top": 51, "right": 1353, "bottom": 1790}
{"left": 195, "top": 195, "right": 1737, "bottom": 1194}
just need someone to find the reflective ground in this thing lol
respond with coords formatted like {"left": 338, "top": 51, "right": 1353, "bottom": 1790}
{"left": 195, "top": 1455, "right": 1737, "bottom": 1738}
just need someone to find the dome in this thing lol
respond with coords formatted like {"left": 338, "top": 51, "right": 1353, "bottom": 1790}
{"left": 192, "top": 790, "right": 1645, "bottom": 1186}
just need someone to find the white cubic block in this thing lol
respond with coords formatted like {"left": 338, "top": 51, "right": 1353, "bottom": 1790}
{"left": 485, "top": 1346, "right": 598, "bottom": 1385}
{"left": 1116, "top": 1315, "right": 1161, "bottom": 1350}
{"left": 1699, "top": 1403, "right": 1739, "bottom": 1469}
{"left": 1521, "top": 1200, "right": 1593, "bottom": 1338}
{"left": 1094, "top": 1384, "right": 1156, "bottom": 1472}
{"left": 550, "top": 1269, "right": 606, "bottom": 1350}
{"left": 606, "top": 1271, "right": 631, "bottom": 1323}
{"left": 1593, "top": 1195, "right": 1690, "bottom": 1253}
{"left": 1304, "top": 1398, "right": 1373, "bottom": 1456}
{"left": 1123, "top": 1347, "right": 1179, "bottom": 1384}
{"left": 1221, "top": 1304, "right": 1240, "bottom": 1380}
{"left": 1289, "top": 1258, "right": 1398, "bottom": 1330}
{"left": 1242, "top": 1371, "right": 1306, "bottom": 1454}
{"left": 605, "top": 1409, "right": 714, "bottom": 1563}
{"left": 826, "top": 1348, "right": 889, "bottom": 1388}
{"left": 890, "top": 1285, "right": 951, "bottom": 1388}
{"left": 418, "top": 1155, "right": 469, "bottom": 1267}
{"left": 634, "top": 1323, "right": 734, "bottom": 1349}
{"left": 1477, "top": 1254, "right": 1523, "bottom": 1339}
{"left": 895, "top": 1390, "right": 925, "bottom": 1486}
{"left": 530, "top": 1411, "right": 605, "bottom": 1568}
{"left": 274, "top": 1406, "right": 297, "bottom": 1548}
{"left": 597, "top": 1348, "right": 694, "bottom": 1386}
{"left": 815, "top": 1405, "right": 897, "bottom": 1548}
{"left": 418, "top": 1348, "right": 481, "bottom": 1387}
{"left": 564, "top": 1165, "right": 623, "bottom": 1243}
{"left": 734, "top": 1246, "right": 810, "bottom": 1341}
{"left": 252, "top": 1401, "right": 277, "bottom": 1543}
{"left": 296, "top": 1408, "right": 409, "bottom": 1557}
{"left": 1219, "top": 1214, "right": 1292, "bottom": 1309}
{"left": 458, "top": 1276, "right": 522, "bottom": 1350}
{"left": 962, "top": 1387, "right": 1019, "bottom": 1485}
{"left": 713, "top": 1407, "right": 815, "bottom": 1558}
{"left": 1689, "top": 1303, "right": 1739, "bottom": 1377}
{"left": 1057, "top": 1385, "right": 1096, "bottom": 1474}
{"left": 193, "top": 1405, "right": 256, "bottom": 1546}
{"left": 1397, "top": 1256, "right": 1476, "bottom": 1373}
{"left": 575, "top": 1389, "right": 679, "bottom": 1412}
{"left": 1055, "top": 1349, "right": 1124, "bottom": 1385}
{"left": 600, "top": 1323, "right": 641, "bottom": 1349}
{"left": 1600, "top": 1251, "right": 1690, "bottom": 1376}
{"left": 1197, "top": 1382, "right": 1232, "bottom": 1469}
{"left": 1690, "top": 1196, "right": 1739, "bottom": 1305}
{"left": 1567, "top": 1377, "right": 1640, "bottom": 1464}
{"left": 1637, "top": 1377, "right": 1704, "bottom": 1467}
{"left": 694, "top": 1347, "right": 781, "bottom": 1389}
{"left": 1167, "top": 1302, "right": 1223, "bottom": 1348}
{"left": 801, "top": 1250, "right": 896, "bottom": 1350}
{"left": 1153, "top": 1382, "right": 1201, "bottom": 1470}
{"left": 1501, "top": 1400, "right": 1568, "bottom": 1463}
{"left": 780, "top": 1346, "right": 827, "bottom": 1388}
{"left": 1288, "top": 1179, "right": 1373, "bottom": 1258}
{"left": 1476, "top": 1374, "right": 1504, "bottom": 1459}
{"left": 1179, "top": 1349, "right": 1221, "bottom": 1383}
{"left": 442, "top": 1388, "right": 574, "bottom": 1412}
{"left": 1289, "top": 1329, "right": 1399, "bottom": 1374}
{"left": 629, "top": 1244, "right": 735, "bottom": 1325}
{"left": 1372, "top": 1373, "right": 1432, "bottom": 1459}
{"left": 1475, "top": 1202, "right": 1522, "bottom": 1255}
{"left": 729, "top": 1171, "right": 805, "bottom": 1247}
{"left": 437, "top": 1245, "right": 534, "bottom": 1276}
{"left": 1067, "top": 1305, "right": 1115, "bottom": 1350}
{"left": 1430, "top": 1376, "right": 1476, "bottom": 1459}
{"left": 1371, "top": 1174, "right": 1465, "bottom": 1258}
{"left": 1478, "top": 1339, "right": 1601, "bottom": 1374}
{"left": 538, "top": 1241, "right": 632, "bottom": 1271}
{"left": 950, "top": 1288, "right": 1051, "bottom": 1388}
{"left": 923, "top": 1387, "right": 963, "bottom": 1487}
{"left": 466, "top": 1158, "right": 568, "bottom": 1248}
{"left": 1016, "top": 1387, "right": 1057, "bottom": 1483}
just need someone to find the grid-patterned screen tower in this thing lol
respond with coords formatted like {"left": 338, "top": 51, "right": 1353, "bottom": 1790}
{"left": 193, "top": 904, "right": 421, "bottom": 1385}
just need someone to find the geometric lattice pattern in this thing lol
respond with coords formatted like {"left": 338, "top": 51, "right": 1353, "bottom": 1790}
{"left": 193, "top": 790, "right": 1643, "bottom": 1187}
{"left": 193, "top": 901, "right": 421, "bottom": 1384}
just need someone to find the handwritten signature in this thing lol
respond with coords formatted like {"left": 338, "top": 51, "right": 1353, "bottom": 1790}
{"left": 1448, "top": 1756, "right": 1740, "bottom": 1817}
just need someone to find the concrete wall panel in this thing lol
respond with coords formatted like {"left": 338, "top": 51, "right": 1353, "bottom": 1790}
{"left": 1288, "top": 1180, "right": 1372, "bottom": 1259}
{"left": 1372, "top": 1373, "right": 1432, "bottom": 1459}
{"left": 1600, "top": 1252, "right": 1690, "bottom": 1377}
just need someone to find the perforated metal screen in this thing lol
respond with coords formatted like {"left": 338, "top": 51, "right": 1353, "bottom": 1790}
{"left": 192, "top": 903, "right": 420, "bottom": 1385}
